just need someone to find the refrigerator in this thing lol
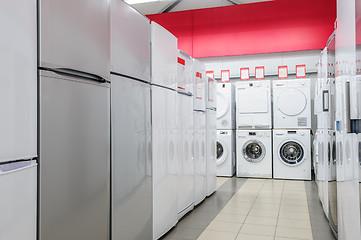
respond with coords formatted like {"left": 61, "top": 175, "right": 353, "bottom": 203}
{"left": 151, "top": 22, "right": 178, "bottom": 239}
{"left": 206, "top": 76, "right": 217, "bottom": 196}
{"left": 177, "top": 50, "right": 195, "bottom": 219}
{"left": 0, "top": 1, "right": 37, "bottom": 239}
{"left": 193, "top": 59, "right": 207, "bottom": 206}
{"left": 110, "top": 1, "right": 152, "bottom": 239}
{"left": 38, "top": 1, "right": 111, "bottom": 240}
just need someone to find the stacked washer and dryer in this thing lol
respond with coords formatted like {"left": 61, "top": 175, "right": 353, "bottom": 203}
{"left": 272, "top": 79, "right": 312, "bottom": 180}
{"left": 216, "top": 83, "right": 236, "bottom": 177}
{"left": 235, "top": 81, "right": 273, "bottom": 178}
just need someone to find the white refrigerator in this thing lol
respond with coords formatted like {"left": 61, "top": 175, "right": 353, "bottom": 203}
{"left": 110, "top": 1, "right": 152, "bottom": 239}
{"left": 0, "top": 1, "right": 37, "bottom": 240}
{"left": 151, "top": 22, "right": 179, "bottom": 239}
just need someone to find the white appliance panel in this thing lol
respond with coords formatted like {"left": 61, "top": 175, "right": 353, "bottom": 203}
{"left": 0, "top": 161, "right": 37, "bottom": 240}
{"left": 193, "top": 59, "right": 206, "bottom": 111}
{"left": 206, "top": 109, "right": 217, "bottom": 196}
{"left": 111, "top": 75, "right": 152, "bottom": 240}
{"left": 0, "top": 0, "right": 37, "bottom": 162}
{"left": 110, "top": 0, "right": 150, "bottom": 81}
{"left": 152, "top": 86, "right": 178, "bottom": 239}
{"left": 217, "top": 83, "right": 235, "bottom": 130}
{"left": 194, "top": 111, "right": 206, "bottom": 205}
{"left": 151, "top": 22, "right": 177, "bottom": 89}
{"left": 40, "top": 0, "right": 110, "bottom": 80}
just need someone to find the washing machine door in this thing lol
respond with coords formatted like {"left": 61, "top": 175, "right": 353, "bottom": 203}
{"left": 242, "top": 140, "right": 266, "bottom": 163}
{"left": 279, "top": 140, "right": 305, "bottom": 166}
{"left": 216, "top": 92, "right": 229, "bottom": 120}
{"left": 216, "top": 139, "right": 228, "bottom": 166}
{"left": 277, "top": 89, "right": 307, "bottom": 116}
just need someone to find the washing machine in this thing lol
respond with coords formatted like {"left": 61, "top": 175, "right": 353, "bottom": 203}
{"left": 273, "top": 129, "right": 311, "bottom": 180}
{"left": 217, "top": 83, "right": 235, "bottom": 130}
{"left": 235, "top": 80, "right": 272, "bottom": 129}
{"left": 236, "top": 130, "right": 272, "bottom": 178}
{"left": 273, "top": 79, "right": 311, "bottom": 129}
{"left": 216, "top": 130, "right": 235, "bottom": 177}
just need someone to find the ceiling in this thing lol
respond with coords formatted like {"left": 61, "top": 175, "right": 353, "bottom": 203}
{"left": 124, "top": 0, "right": 274, "bottom": 15}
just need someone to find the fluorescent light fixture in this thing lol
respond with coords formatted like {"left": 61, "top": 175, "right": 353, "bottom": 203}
{"left": 124, "top": 0, "right": 160, "bottom": 4}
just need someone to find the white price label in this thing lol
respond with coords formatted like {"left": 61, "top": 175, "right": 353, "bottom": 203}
{"left": 221, "top": 70, "right": 230, "bottom": 82}
{"left": 255, "top": 67, "right": 265, "bottom": 79}
{"left": 240, "top": 68, "right": 249, "bottom": 80}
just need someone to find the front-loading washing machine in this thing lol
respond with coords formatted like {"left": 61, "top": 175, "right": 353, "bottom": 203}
{"left": 216, "top": 130, "right": 235, "bottom": 177}
{"left": 235, "top": 80, "right": 272, "bottom": 129}
{"left": 217, "top": 83, "right": 235, "bottom": 130}
{"left": 273, "top": 79, "right": 311, "bottom": 129}
{"left": 273, "top": 129, "right": 311, "bottom": 180}
{"left": 236, "top": 130, "right": 272, "bottom": 178}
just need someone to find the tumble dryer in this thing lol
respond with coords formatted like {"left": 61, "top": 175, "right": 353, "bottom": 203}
{"left": 273, "top": 79, "right": 311, "bottom": 129}
{"left": 235, "top": 80, "right": 272, "bottom": 129}
{"left": 273, "top": 129, "right": 311, "bottom": 180}
{"left": 216, "top": 130, "right": 235, "bottom": 177}
{"left": 217, "top": 83, "right": 235, "bottom": 130}
{"left": 236, "top": 130, "right": 272, "bottom": 178}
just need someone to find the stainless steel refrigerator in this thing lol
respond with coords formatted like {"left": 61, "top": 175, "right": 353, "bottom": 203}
{"left": 0, "top": 1, "right": 37, "bottom": 239}
{"left": 110, "top": 1, "right": 152, "bottom": 239}
{"left": 38, "top": 1, "right": 110, "bottom": 240}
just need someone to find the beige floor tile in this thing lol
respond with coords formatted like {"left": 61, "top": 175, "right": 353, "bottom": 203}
{"left": 275, "top": 226, "right": 313, "bottom": 240}
{"left": 216, "top": 177, "right": 229, "bottom": 190}
{"left": 248, "top": 208, "right": 279, "bottom": 218}
{"left": 281, "top": 199, "right": 308, "bottom": 207}
{"left": 226, "top": 200, "right": 254, "bottom": 208}
{"left": 221, "top": 205, "right": 251, "bottom": 215}
{"left": 277, "top": 217, "right": 312, "bottom": 229}
{"left": 244, "top": 216, "right": 277, "bottom": 226}
{"left": 254, "top": 198, "right": 281, "bottom": 205}
{"left": 278, "top": 210, "right": 310, "bottom": 220}
{"left": 214, "top": 213, "right": 247, "bottom": 223}
{"left": 236, "top": 233, "right": 274, "bottom": 240}
{"left": 207, "top": 220, "right": 242, "bottom": 233}
{"left": 280, "top": 205, "right": 309, "bottom": 213}
{"left": 252, "top": 202, "right": 280, "bottom": 210}
{"left": 239, "top": 224, "right": 276, "bottom": 236}
{"left": 197, "top": 229, "right": 238, "bottom": 240}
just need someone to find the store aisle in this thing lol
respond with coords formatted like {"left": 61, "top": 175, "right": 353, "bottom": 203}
{"left": 161, "top": 178, "right": 335, "bottom": 240}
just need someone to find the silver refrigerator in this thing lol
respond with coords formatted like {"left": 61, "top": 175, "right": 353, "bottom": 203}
{"left": 110, "top": 1, "right": 152, "bottom": 239}
{"left": 0, "top": 1, "right": 37, "bottom": 239}
{"left": 38, "top": 1, "right": 110, "bottom": 240}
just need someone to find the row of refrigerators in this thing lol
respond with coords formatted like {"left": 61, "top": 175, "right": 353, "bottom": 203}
{"left": 0, "top": 1, "right": 217, "bottom": 240}
{"left": 313, "top": 31, "right": 361, "bottom": 240}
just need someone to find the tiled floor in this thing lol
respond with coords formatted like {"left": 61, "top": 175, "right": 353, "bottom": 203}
{"left": 161, "top": 177, "right": 335, "bottom": 240}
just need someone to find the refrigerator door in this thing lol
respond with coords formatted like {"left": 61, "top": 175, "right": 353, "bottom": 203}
{"left": 110, "top": 0, "right": 150, "bottom": 82}
{"left": 111, "top": 75, "right": 152, "bottom": 240}
{"left": 39, "top": 0, "right": 110, "bottom": 80}
{"left": 39, "top": 71, "right": 110, "bottom": 240}
{"left": 152, "top": 86, "right": 178, "bottom": 239}
{"left": 151, "top": 22, "right": 178, "bottom": 90}
{"left": 0, "top": 0, "right": 37, "bottom": 163}
{"left": 0, "top": 161, "right": 37, "bottom": 240}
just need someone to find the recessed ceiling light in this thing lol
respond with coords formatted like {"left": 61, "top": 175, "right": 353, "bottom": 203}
{"left": 124, "top": 0, "right": 160, "bottom": 4}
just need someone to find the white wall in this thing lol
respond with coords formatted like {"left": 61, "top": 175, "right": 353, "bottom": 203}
{"left": 199, "top": 50, "right": 321, "bottom": 79}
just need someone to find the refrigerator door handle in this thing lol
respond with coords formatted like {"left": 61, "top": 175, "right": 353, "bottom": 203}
{"left": 0, "top": 160, "right": 36, "bottom": 174}
{"left": 41, "top": 67, "right": 107, "bottom": 83}
{"left": 207, "top": 107, "right": 217, "bottom": 111}
{"left": 194, "top": 109, "right": 206, "bottom": 113}
{"left": 177, "top": 90, "right": 193, "bottom": 97}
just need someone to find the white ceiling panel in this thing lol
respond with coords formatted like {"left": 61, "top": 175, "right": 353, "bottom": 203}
{"left": 126, "top": 0, "right": 274, "bottom": 15}
{"left": 170, "top": 0, "right": 234, "bottom": 12}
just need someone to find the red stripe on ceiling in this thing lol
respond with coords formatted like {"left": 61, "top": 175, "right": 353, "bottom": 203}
{"left": 147, "top": 0, "right": 336, "bottom": 58}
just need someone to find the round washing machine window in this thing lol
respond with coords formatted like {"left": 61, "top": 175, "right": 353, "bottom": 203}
{"left": 216, "top": 140, "right": 228, "bottom": 166}
{"left": 242, "top": 140, "right": 266, "bottom": 163}
{"left": 216, "top": 92, "right": 229, "bottom": 120}
{"left": 279, "top": 141, "right": 305, "bottom": 166}
{"left": 277, "top": 89, "right": 307, "bottom": 116}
